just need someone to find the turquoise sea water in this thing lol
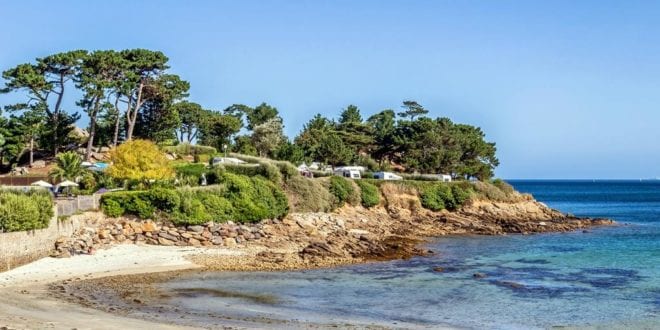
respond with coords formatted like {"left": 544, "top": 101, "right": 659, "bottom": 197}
{"left": 162, "top": 180, "right": 660, "bottom": 329}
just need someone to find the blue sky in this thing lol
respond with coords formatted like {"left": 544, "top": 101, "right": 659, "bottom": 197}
{"left": 1, "top": 0, "right": 659, "bottom": 179}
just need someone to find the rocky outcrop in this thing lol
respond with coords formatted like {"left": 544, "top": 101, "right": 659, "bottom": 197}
{"left": 50, "top": 199, "right": 614, "bottom": 269}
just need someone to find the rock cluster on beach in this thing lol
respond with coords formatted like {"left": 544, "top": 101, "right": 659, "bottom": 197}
{"left": 50, "top": 199, "right": 614, "bottom": 267}
{"left": 52, "top": 220, "right": 270, "bottom": 257}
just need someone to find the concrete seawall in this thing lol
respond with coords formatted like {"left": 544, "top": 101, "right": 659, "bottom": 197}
{"left": 0, "top": 208, "right": 88, "bottom": 272}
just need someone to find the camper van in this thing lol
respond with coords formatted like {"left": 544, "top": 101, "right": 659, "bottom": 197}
{"left": 334, "top": 169, "right": 361, "bottom": 179}
{"left": 373, "top": 171, "right": 403, "bottom": 180}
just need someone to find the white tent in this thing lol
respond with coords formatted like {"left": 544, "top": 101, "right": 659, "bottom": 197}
{"left": 58, "top": 180, "right": 79, "bottom": 187}
{"left": 30, "top": 180, "right": 53, "bottom": 188}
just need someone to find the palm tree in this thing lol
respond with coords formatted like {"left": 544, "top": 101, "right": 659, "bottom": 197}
{"left": 49, "top": 151, "right": 89, "bottom": 182}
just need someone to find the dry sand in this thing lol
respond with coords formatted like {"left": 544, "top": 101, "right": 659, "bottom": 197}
{"left": 0, "top": 244, "right": 243, "bottom": 330}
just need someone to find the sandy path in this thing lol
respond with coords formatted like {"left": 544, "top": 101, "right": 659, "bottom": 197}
{"left": 0, "top": 244, "right": 243, "bottom": 330}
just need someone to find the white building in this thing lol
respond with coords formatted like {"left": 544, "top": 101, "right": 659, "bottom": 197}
{"left": 373, "top": 171, "right": 403, "bottom": 180}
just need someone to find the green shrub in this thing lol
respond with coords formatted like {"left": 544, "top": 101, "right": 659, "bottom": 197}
{"left": 420, "top": 184, "right": 456, "bottom": 211}
{"left": 473, "top": 181, "right": 508, "bottom": 201}
{"left": 284, "top": 176, "right": 334, "bottom": 212}
{"left": 163, "top": 143, "right": 217, "bottom": 156}
{"left": 100, "top": 173, "right": 289, "bottom": 225}
{"left": 101, "top": 199, "right": 125, "bottom": 217}
{"left": 174, "top": 163, "right": 207, "bottom": 178}
{"left": 492, "top": 179, "right": 515, "bottom": 195}
{"left": 356, "top": 180, "right": 380, "bottom": 208}
{"left": 101, "top": 191, "right": 154, "bottom": 219}
{"left": 450, "top": 183, "right": 473, "bottom": 206}
{"left": 329, "top": 176, "right": 355, "bottom": 208}
{"left": 148, "top": 188, "right": 181, "bottom": 212}
{"left": 0, "top": 190, "right": 53, "bottom": 232}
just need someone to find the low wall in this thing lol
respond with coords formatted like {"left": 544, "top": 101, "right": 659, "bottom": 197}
{"left": 0, "top": 209, "right": 86, "bottom": 272}
{"left": 57, "top": 195, "right": 101, "bottom": 216}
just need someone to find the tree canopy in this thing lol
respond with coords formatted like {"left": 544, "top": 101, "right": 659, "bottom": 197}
{"left": 0, "top": 49, "right": 500, "bottom": 180}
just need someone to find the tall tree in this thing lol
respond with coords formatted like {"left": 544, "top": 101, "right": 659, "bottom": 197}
{"left": 117, "top": 49, "right": 169, "bottom": 141}
{"left": 2, "top": 50, "right": 87, "bottom": 154}
{"left": 198, "top": 111, "right": 242, "bottom": 151}
{"left": 398, "top": 100, "right": 428, "bottom": 120}
{"left": 251, "top": 117, "right": 285, "bottom": 157}
{"left": 173, "top": 101, "right": 204, "bottom": 143}
{"left": 77, "top": 50, "right": 122, "bottom": 160}
{"left": 338, "top": 104, "right": 362, "bottom": 124}
{"left": 367, "top": 109, "right": 397, "bottom": 166}
{"left": 132, "top": 74, "right": 189, "bottom": 143}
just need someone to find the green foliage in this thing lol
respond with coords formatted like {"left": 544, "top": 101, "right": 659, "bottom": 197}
{"left": 147, "top": 188, "right": 181, "bottom": 212}
{"left": 0, "top": 190, "right": 53, "bottom": 232}
{"left": 420, "top": 184, "right": 454, "bottom": 211}
{"left": 284, "top": 175, "right": 334, "bottom": 212}
{"left": 163, "top": 143, "right": 217, "bottom": 156}
{"left": 356, "top": 180, "right": 380, "bottom": 208}
{"left": 328, "top": 176, "right": 356, "bottom": 208}
{"left": 173, "top": 163, "right": 207, "bottom": 178}
{"left": 451, "top": 183, "right": 473, "bottom": 206}
{"left": 492, "top": 179, "right": 515, "bottom": 195}
{"left": 99, "top": 173, "right": 289, "bottom": 225}
{"left": 49, "top": 151, "right": 90, "bottom": 182}
{"left": 101, "top": 191, "right": 155, "bottom": 218}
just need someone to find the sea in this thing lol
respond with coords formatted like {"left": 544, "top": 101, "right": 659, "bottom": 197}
{"left": 159, "top": 180, "right": 660, "bottom": 329}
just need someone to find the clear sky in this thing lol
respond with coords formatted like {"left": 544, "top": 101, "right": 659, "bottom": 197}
{"left": 1, "top": 0, "right": 659, "bottom": 179}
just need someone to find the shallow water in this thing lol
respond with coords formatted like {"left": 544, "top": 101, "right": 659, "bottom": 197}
{"left": 161, "top": 180, "right": 660, "bottom": 329}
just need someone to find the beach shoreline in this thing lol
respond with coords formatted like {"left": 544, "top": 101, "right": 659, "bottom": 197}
{"left": 0, "top": 199, "right": 614, "bottom": 329}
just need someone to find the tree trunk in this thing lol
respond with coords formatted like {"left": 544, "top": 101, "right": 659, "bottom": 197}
{"left": 29, "top": 137, "right": 34, "bottom": 167}
{"left": 51, "top": 74, "right": 66, "bottom": 156}
{"left": 126, "top": 80, "right": 144, "bottom": 141}
{"left": 85, "top": 97, "right": 101, "bottom": 161}
{"left": 112, "top": 96, "right": 122, "bottom": 147}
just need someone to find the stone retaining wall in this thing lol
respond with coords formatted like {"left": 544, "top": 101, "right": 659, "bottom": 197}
{"left": 52, "top": 219, "right": 272, "bottom": 257}
{"left": 0, "top": 209, "right": 85, "bottom": 272}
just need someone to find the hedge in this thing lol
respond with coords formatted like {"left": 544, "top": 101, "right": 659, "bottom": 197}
{"left": 100, "top": 173, "right": 289, "bottom": 225}
{"left": 163, "top": 143, "right": 217, "bottom": 155}
{"left": 356, "top": 180, "right": 380, "bottom": 208}
{"left": 0, "top": 190, "right": 53, "bottom": 232}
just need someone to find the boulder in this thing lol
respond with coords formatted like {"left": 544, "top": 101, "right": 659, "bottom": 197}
{"left": 223, "top": 237, "right": 237, "bottom": 247}
{"left": 158, "top": 237, "right": 175, "bottom": 246}
{"left": 188, "top": 225, "right": 205, "bottom": 233}
{"left": 141, "top": 222, "right": 157, "bottom": 232}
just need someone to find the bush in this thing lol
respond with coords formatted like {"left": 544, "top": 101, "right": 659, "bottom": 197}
{"left": 173, "top": 163, "right": 207, "bottom": 178}
{"left": 148, "top": 188, "right": 181, "bottom": 212}
{"left": 163, "top": 143, "right": 217, "bottom": 156}
{"left": 473, "top": 181, "right": 508, "bottom": 201}
{"left": 328, "top": 176, "right": 355, "bottom": 208}
{"left": 222, "top": 173, "right": 288, "bottom": 222}
{"left": 0, "top": 190, "right": 53, "bottom": 232}
{"left": 356, "top": 180, "right": 380, "bottom": 208}
{"left": 102, "top": 199, "right": 125, "bottom": 218}
{"left": 492, "top": 179, "right": 515, "bottom": 195}
{"left": 284, "top": 176, "right": 334, "bottom": 212}
{"left": 101, "top": 191, "right": 154, "bottom": 218}
{"left": 420, "top": 184, "right": 456, "bottom": 211}
{"left": 451, "top": 183, "right": 473, "bottom": 206}
{"left": 100, "top": 173, "right": 290, "bottom": 225}
{"left": 108, "top": 140, "right": 175, "bottom": 181}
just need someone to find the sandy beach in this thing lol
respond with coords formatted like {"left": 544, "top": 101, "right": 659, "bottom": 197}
{"left": 0, "top": 245, "right": 229, "bottom": 330}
